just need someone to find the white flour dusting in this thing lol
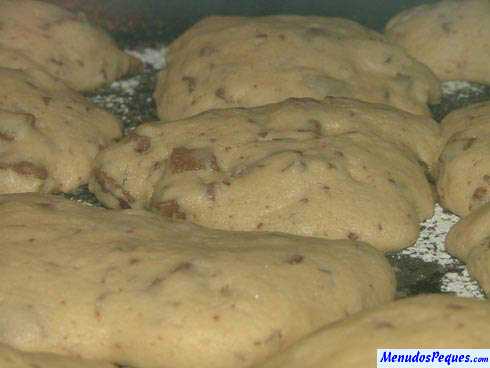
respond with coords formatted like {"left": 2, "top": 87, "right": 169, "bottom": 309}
{"left": 90, "top": 75, "right": 146, "bottom": 130}
{"left": 402, "top": 204, "right": 485, "bottom": 299}
{"left": 126, "top": 46, "right": 167, "bottom": 70}
{"left": 91, "top": 93, "right": 130, "bottom": 121}
{"left": 111, "top": 76, "right": 141, "bottom": 95}
{"left": 441, "top": 270, "right": 484, "bottom": 298}
{"left": 442, "top": 80, "right": 485, "bottom": 97}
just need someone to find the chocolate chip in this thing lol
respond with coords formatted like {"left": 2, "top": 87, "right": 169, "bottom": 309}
{"left": 347, "top": 232, "right": 359, "bottom": 241}
{"left": 118, "top": 198, "right": 131, "bottom": 209}
{"left": 472, "top": 187, "right": 487, "bottom": 200}
{"left": 182, "top": 76, "right": 197, "bottom": 94}
{"left": 0, "top": 132, "right": 15, "bottom": 141}
{"left": 215, "top": 87, "right": 227, "bottom": 101}
{"left": 0, "top": 161, "right": 48, "bottom": 180}
{"left": 286, "top": 254, "right": 304, "bottom": 265}
{"left": 168, "top": 147, "right": 219, "bottom": 174}
{"left": 199, "top": 46, "right": 218, "bottom": 57}
{"left": 154, "top": 199, "right": 187, "bottom": 220}
{"left": 42, "top": 96, "right": 52, "bottom": 106}
{"left": 131, "top": 134, "right": 151, "bottom": 153}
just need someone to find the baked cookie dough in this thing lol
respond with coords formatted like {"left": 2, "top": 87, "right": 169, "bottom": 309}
{"left": 0, "top": 47, "right": 68, "bottom": 89}
{"left": 0, "top": 193, "right": 395, "bottom": 368}
{"left": 446, "top": 202, "right": 490, "bottom": 294}
{"left": 90, "top": 97, "right": 441, "bottom": 251}
{"left": 437, "top": 101, "right": 490, "bottom": 216}
{"left": 0, "top": 343, "right": 116, "bottom": 368}
{"left": 0, "top": 67, "right": 122, "bottom": 194}
{"left": 154, "top": 15, "right": 441, "bottom": 121}
{"left": 0, "top": 0, "right": 142, "bottom": 91}
{"left": 256, "top": 294, "right": 490, "bottom": 368}
{"left": 385, "top": 0, "right": 490, "bottom": 84}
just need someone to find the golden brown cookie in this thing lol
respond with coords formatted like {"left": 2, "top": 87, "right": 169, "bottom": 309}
{"left": 0, "top": 193, "right": 395, "bottom": 368}
{"left": 155, "top": 15, "right": 440, "bottom": 121}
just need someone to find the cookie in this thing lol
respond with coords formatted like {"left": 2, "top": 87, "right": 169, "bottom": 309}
{"left": 0, "top": 193, "right": 395, "bottom": 368}
{"left": 0, "top": 343, "right": 116, "bottom": 368}
{"left": 0, "top": 0, "right": 142, "bottom": 91}
{"left": 386, "top": 0, "right": 490, "bottom": 84}
{"left": 154, "top": 15, "right": 441, "bottom": 121}
{"left": 437, "top": 101, "right": 490, "bottom": 216}
{"left": 0, "top": 47, "right": 68, "bottom": 89}
{"left": 90, "top": 97, "right": 440, "bottom": 251}
{"left": 0, "top": 67, "right": 122, "bottom": 194}
{"left": 446, "top": 202, "right": 490, "bottom": 294}
{"left": 256, "top": 294, "right": 490, "bottom": 368}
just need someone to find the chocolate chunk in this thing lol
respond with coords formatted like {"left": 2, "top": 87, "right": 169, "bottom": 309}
{"left": 42, "top": 96, "right": 52, "bottom": 106}
{"left": 472, "top": 187, "right": 487, "bottom": 201}
{"left": 0, "top": 131, "right": 15, "bottom": 141}
{"left": 92, "top": 169, "right": 135, "bottom": 207}
{"left": 347, "top": 232, "right": 359, "bottom": 241}
{"left": 215, "top": 87, "right": 229, "bottom": 102}
{"left": 0, "top": 161, "right": 48, "bottom": 180}
{"left": 182, "top": 76, "right": 197, "bottom": 94}
{"left": 153, "top": 199, "right": 187, "bottom": 220}
{"left": 168, "top": 147, "right": 220, "bottom": 174}
{"left": 286, "top": 254, "right": 305, "bottom": 265}
{"left": 130, "top": 134, "right": 152, "bottom": 153}
{"left": 199, "top": 46, "right": 218, "bottom": 57}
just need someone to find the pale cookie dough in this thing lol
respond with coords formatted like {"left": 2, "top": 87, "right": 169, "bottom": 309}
{"left": 446, "top": 202, "right": 490, "bottom": 294}
{"left": 90, "top": 97, "right": 440, "bottom": 252}
{"left": 437, "top": 101, "right": 490, "bottom": 216}
{"left": 255, "top": 295, "right": 490, "bottom": 368}
{"left": 0, "top": 343, "right": 116, "bottom": 368}
{"left": 0, "top": 0, "right": 142, "bottom": 91}
{"left": 0, "top": 67, "right": 122, "bottom": 194}
{"left": 0, "top": 47, "right": 68, "bottom": 89}
{"left": 0, "top": 193, "right": 395, "bottom": 368}
{"left": 154, "top": 15, "right": 441, "bottom": 121}
{"left": 386, "top": 0, "right": 490, "bottom": 84}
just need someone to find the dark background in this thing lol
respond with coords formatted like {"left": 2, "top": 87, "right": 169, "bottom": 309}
{"left": 47, "top": 0, "right": 438, "bottom": 45}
